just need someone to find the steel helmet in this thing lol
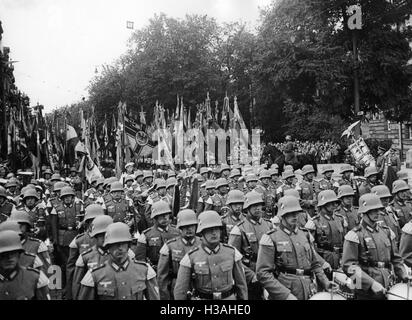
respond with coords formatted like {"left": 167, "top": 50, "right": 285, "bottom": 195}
{"left": 200, "top": 167, "right": 209, "bottom": 175}
{"left": 53, "top": 181, "right": 67, "bottom": 193}
{"left": 0, "top": 220, "right": 22, "bottom": 235}
{"left": 215, "top": 178, "right": 229, "bottom": 189}
{"left": 219, "top": 164, "right": 230, "bottom": 173}
{"left": 392, "top": 180, "right": 410, "bottom": 194}
{"left": 337, "top": 185, "right": 355, "bottom": 199}
{"left": 277, "top": 195, "right": 302, "bottom": 217}
{"left": 197, "top": 210, "right": 222, "bottom": 233}
{"left": 259, "top": 170, "right": 271, "bottom": 180}
{"left": 125, "top": 162, "right": 134, "bottom": 169}
{"left": 205, "top": 180, "right": 216, "bottom": 190}
{"left": 321, "top": 165, "right": 334, "bottom": 174}
{"left": 271, "top": 164, "right": 279, "bottom": 170}
{"left": 226, "top": 190, "right": 245, "bottom": 205}
{"left": 9, "top": 210, "right": 32, "bottom": 226}
{"left": 22, "top": 188, "right": 40, "bottom": 201}
{"left": 386, "top": 283, "right": 412, "bottom": 300}
{"left": 124, "top": 176, "right": 134, "bottom": 184}
{"left": 90, "top": 215, "right": 114, "bottom": 237}
{"left": 282, "top": 170, "right": 295, "bottom": 180}
{"left": 110, "top": 182, "right": 124, "bottom": 193}
{"left": 90, "top": 176, "right": 99, "bottom": 185}
{"left": 50, "top": 173, "right": 61, "bottom": 182}
{"left": 143, "top": 170, "right": 153, "bottom": 179}
{"left": 371, "top": 185, "right": 392, "bottom": 199}
{"left": 301, "top": 165, "right": 315, "bottom": 176}
{"left": 358, "top": 193, "right": 384, "bottom": 214}
{"left": 283, "top": 189, "right": 300, "bottom": 199}
{"left": 84, "top": 204, "right": 104, "bottom": 222}
{"left": 0, "top": 186, "right": 7, "bottom": 198}
{"left": 229, "top": 169, "right": 241, "bottom": 179}
{"left": 154, "top": 178, "right": 167, "bottom": 190}
{"left": 176, "top": 209, "right": 198, "bottom": 229}
{"left": 151, "top": 200, "right": 171, "bottom": 219}
{"left": 244, "top": 191, "right": 264, "bottom": 210}
{"left": 0, "top": 230, "right": 24, "bottom": 254}
{"left": 270, "top": 168, "right": 279, "bottom": 176}
{"left": 166, "top": 177, "right": 177, "bottom": 189}
{"left": 103, "top": 222, "right": 132, "bottom": 247}
{"left": 135, "top": 170, "right": 144, "bottom": 178}
{"left": 96, "top": 177, "right": 105, "bottom": 186}
{"left": 284, "top": 165, "right": 294, "bottom": 172}
{"left": 364, "top": 166, "right": 379, "bottom": 178}
{"left": 245, "top": 174, "right": 258, "bottom": 183}
{"left": 167, "top": 170, "right": 176, "bottom": 178}
{"left": 340, "top": 164, "right": 353, "bottom": 174}
{"left": 60, "top": 186, "right": 75, "bottom": 198}
{"left": 317, "top": 190, "right": 339, "bottom": 207}
{"left": 5, "top": 180, "right": 18, "bottom": 188}
{"left": 397, "top": 170, "right": 409, "bottom": 180}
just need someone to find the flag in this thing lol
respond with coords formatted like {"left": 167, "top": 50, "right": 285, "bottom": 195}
{"left": 66, "top": 125, "right": 79, "bottom": 165}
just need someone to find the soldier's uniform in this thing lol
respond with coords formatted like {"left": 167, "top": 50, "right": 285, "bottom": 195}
{"left": 0, "top": 200, "right": 14, "bottom": 217}
{"left": 314, "top": 178, "right": 337, "bottom": 195}
{"left": 379, "top": 206, "right": 401, "bottom": 245}
{"left": 16, "top": 204, "right": 47, "bottom": 241}
{"left": 22, "top": 237, "right": 51, "bottom": 273}
{"left": 211, "top": 193, "right": 228, "bottom": 215}
{"left": 299, "top": 179, "right": 317, "bottom": 217}
{"left": 391, "top": 199, "right": 412, "bottom": 229}
{"left": 221, "top": 211, "right": 245, "bottom": 243}
{"left": 104, "top": 197, "right": 136, "bottom": 225}
{"left": 399, "top": 221, "right": 412, "bottom": 267}
{"left": 336, "top": 206, "right": 359, "bottom": 231}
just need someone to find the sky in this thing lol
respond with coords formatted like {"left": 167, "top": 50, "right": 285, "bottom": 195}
{"left": 0, "top": 0, "right": 273, "bottom": 113}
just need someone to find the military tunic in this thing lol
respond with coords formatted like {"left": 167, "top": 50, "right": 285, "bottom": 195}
{"left": 336, "top": 205, "right": 360, "bottom": 231}
{"left": 221, "top": 211, "right": 245, "bottom": 243}
{"left": 391, "top": 200, "right": 412, "bottom": 229}
{"left": 399, "top": 222, "right": 412, "bottom": 268}
{"left": 298, "top": 179, "right": 317, "bottom": 217}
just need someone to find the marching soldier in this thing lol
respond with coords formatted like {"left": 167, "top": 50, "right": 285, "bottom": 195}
{"left": 199, "top": 167, "right": 210, "bottom": 181}
{"left": 336, "top": 185, "right": 360, "bottom": 231}
{"left": 342, "top": 193, "right": 409, "bottom": 300}
{"left": 298, "top": 165, "right": 317, "bottom": 218}
{"left": 390, "top": 180, "right": 412, "bottom": 229}
{"left": 197, "top": 180, "right": 215, "bottom": 214}
{"left": 132, "top": 170, "right": 144, "bottom": 192}
{"left": 269, "top": 167, "right": 281, "bottom": 190}
{"left": 221, "top": 190, "right": 245, "bottom": 242}
{"left": 244, "top": 174, "right": 259, "bottom": 193}
{"left": 77, "top": 222, "right": 160, "bottom": 300}
{"left": 174, "top": 210, "right": 248, "bottom": 300}
{"left": 211, "top": 178, "right": 229, "bottom": 215}
{"left": 276, "top": 170, "right": 296, "bottom": 200}
{"left": 279, "top": 189, "right": 310, "bottom": 228}
{"left": 103, "top": 182, "right": 137, "bottom": 227}
{"left": 157, "top": 209, "right": 200, "bottom": 300}
{"left": 140, "top": 170, "right": 154, "bottom": 193}
{"left": 5, "top": 179, "right": 19, "bottom": 198}
{"left": 228, "top": 169, "right": 241, "bottom": 191}
{"left": 0, "top": 230, "right": 50, "bottom": 300}
{"left": 314, "top": 165, "right": 338, "bottom": 196}
{"left": 256, "top": 196, "right": 331, "bottom": 300}
{"left": 229, "top": 191, "right": 272, "bottom": 299}
{"left": 399, "top": 219, "right": 412, "bottom": 267}
{"left": 219, "top": 164, "right": 231, "bottom": 179}
{"left": 134, "top": 200, "right": 180, "bottom": 271}
{"left": 255, "top": 170, "right": 276, "bottom": 219}
{"left": 359, "top": 166, "right": 381, "bottom": 196}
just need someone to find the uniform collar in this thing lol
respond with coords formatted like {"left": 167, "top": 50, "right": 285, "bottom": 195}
{"left": 395, "top": 199, "right": 404, "bottom": 206}
{"left": 247, "top": 216, "right": 261, "bottom": 225}
{"left": 0, "top": 269, "right": 18, "bottom": 281}
{"left": 97, "top": 247, "right": 108, "bottom": 255}
{"left": 157, "top": 226, "right": 169, "bottom": 233}
{"left": 362, "top": 219, "right": 378, "bottom": 233}
{"left": 279, "top": 223, "right": 298, "bottom": 235}
{"left": 63, "top": 203, "right": 73, "bottom": 208}
{"left": 21, "top": 238, "right": 27, "bottom": 245}
{"left": 181, "top": 237, "right": 196, "bottom": 246}
{"left": 203, "top": 243, "right": 220, "bottom": 255}
{"left": 341, "top": 206, "right": 349, "bottom": 212}
{"left": 111, "top": 258, "right": 130, "bottom": 271}
{"left": 24, "top": 205, "right": 36, "bottom": 212}
{"left": 320, "top": 210, "right": 334, "bottom": 220}
{"left": 230, "top": 213, "right": 241, "bottom": 221}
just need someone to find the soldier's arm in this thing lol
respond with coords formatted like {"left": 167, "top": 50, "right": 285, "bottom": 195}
{"left": 65, "top": 240, "right": 80, "bottom": 300}
{"left": 35, "top": 270, "right": 51, "bottom": 300}
{"left": 134, "top": 233, "right": 148, "bottom": 261}
{"left": 37, "top": 241, "right": 52, "bottom": 271}
{"left": 173, "top": 254, "right": 192, "bottom": 300}
{"left": 400, "top": 227, "right": 412, "bottom": 268}
{"left": 255, "top": 234, "right": 291, "bottom": 300}
{"left": 306, "top": 232, "right": 329, "bottom": 289}
{"left": 72, "top": 255, "right": 87, "bottom": 300}
{"left": 77, "top": 270, "right": 97, "bottom": 300}
{"left": 144, "top": 264, "right": 160, "bottom": 300}
{"left": 387, "top": 228, "right": 407, "bottom": 279}
{"left": 227, "top": 226, "right": 243, "bottom": 252}
{"left": 232, "top": 248, "right": 248, "bottom": 300}
{"left": 157, "top": 244, "right": 172, "bottom": 300}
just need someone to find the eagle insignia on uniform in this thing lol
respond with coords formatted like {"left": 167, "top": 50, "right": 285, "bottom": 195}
{"left": 195, "top": 261, "right": 206, "bottom": 267}
{"left": 99, "top": 281, "right": 112, "bottom": 287}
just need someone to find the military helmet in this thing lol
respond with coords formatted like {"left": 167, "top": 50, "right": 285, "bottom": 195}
{"left": 0, "top": 186, "right": 7, "bottom": 199}
{"left": 226, "top": 190, "right": 245, "bottom": 205}
{"left": 0, "top": 230, "right": 24, "bottom": 254}
{"left": 229, "top": 169, "right": 241, "bottom": 179}
{"left": 371, "top": 185, "right": 392, "bottom": 199}
{"left": 50, "top": 173, "right": 61, "bottom": 182}
{"left": 392, "top": 180, "right": 410, "bottom": 194}
{"left": 282, "top": 170, "right": 295, "bottom": 180}
{"left": 219, "top": 164, "right": 230, "bottom": 173}
{"left": 151, "top": 200, "right": 171, "bottom": 219}
{"left": 167, "top": 170, "right": 176, "bottom": 178}
{"left": 96, "top": 177, "right": 105, "bottom": 186}
{"left": 317, "top": 190, "right": 339, "bottom": 207}
{"left": 205, "top": 180, "right": 216, "bottom": 190}
{"left": 271, "top": 164, "right": 279, "bottom": 170}
{"left": 197, "top": 210, "right": 222, "bottom": 233}
{"left": 106, "top": 177, "right": 118, "bottom": 186}
{"left": 9, "top": 210, "right": 32, "bottom": 227}
{"left": 364, "top": 166, "right": 379, "bottom": 178}
{"left": 340, "top": 164, "right": 353, "bottom": 174}
{"left": 215, "top": 178, "right": 229, "bottom": 189}
{"left": 60, "top": 186, "right": 75, "bottom": 198}
{"left": 124, "top": 176, "right": 134, "bottom": 184}
{"left": 110, "top": 182, "right": 124, "bottom": 193}
{"left": 283, "top": 189, "right": 300, "bottom": 199}
{"left": 166, "top": 177, "right": 177, "bottom": 189}
{"left": 90, "top": 176, "right": 99, "bottom": 185}
{"left": 358, "top": 193, "right": 384, "bottom": 214}
{"left": 103, "top": 222, "right": 132, "bottom": 247}
{"left": 53, "top": 181, "right": 67, "bottom": 193}
{"left": 154, "top": 178, "right": 167, "bottom": 190}
{"left": 22, "top": 188, "right": 40, "bottom": 201}
{"left": 125, "top": 162, "right": 134, "bottom": 169}
{"left": 44, "top": 168, "right": 53, "bottom": 175}
{"left": 135, "top": 170, "right": 144, "bottom": 178}
{"left": 90, "top": 215, "right": 114, "bottom": 237}
{"left": 259, "top": 170, "right": 271, "bottom": 180}
{"left": 0, "top": 220, "right": 22, "bottom": 235}
{"left": 397, "top": 170, "right": 408, "bottom": 181}
{"left": 84, "top": 204, "right": 104, "bottom": 222}
{"left": 244, "top": 191, "right": 264, "bottom": 210}
{"left": 5, "top": 180, "right": 18, "bottom": 188}
{"left": 284, "top": 165, "right": 294, "bottom": 172}
{"left": 270, "top": 168, "right": 279, "bottom": 176}
{"left": 245, "top": 174, "right": 258, "bottom": 183}
{"left": 337, "top": 185, "right": 355, "bottom": 199}
{"left": 176, "top": 209, "right": 198, "bottom": 229}
{"left": 143, "top": 170, "right": 153, "bottom": 179}
{"left": 199, "top": 167, "right": 209, "bottom": 175}
{"left": 321, "top": 165, "right": 334, "bottom": 174}
{"left": 301, "top": 165, "right": 315, "bottom": 176}
{"left": 277, "top": 195, "right": 303, "bottom": 217}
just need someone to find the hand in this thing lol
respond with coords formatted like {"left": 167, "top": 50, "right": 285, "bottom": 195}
{"left": 371, "top": 281, "right": 386, "bottom": 294}
{"left": 286, "top": 293, "right": 298, "bottom": 300}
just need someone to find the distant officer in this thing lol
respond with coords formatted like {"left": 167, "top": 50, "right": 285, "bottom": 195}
{"left": 256, "top": 170, "right": 276, "bottom": 219}
{"left": 390, "top": 180, "right": 412, "bottom": 228}
{"left": 229, "top": 191, "right": 272, "bottom": 299}
{"left": 359, "top": 166, "right": 381, "bottom": 196}
{"left": 0, "top": 230, "right": 50, "bottom": 300}
{"left": 298, "top": 165, "right": 317, "bottom": 217}
{"left": 228, "top": 169, "right": 241, "bottom": 191}
{"left": 134, "top": 200, "right": 180, "bottom": 271}
{"left": 103, "top": 182, "right": 137, "bottom": 227}
{"left": 221, "top": 190, "right": 245, "bottom": 242}
{"left": 336, "top": 185, "right": 360, "bottom": 231}
{"left": 342, "top": 193, "right": 409, "bottom": 300}
{"left": 244, "top": 174, "right": 259, "bottom": 193}
{"left": 197, "top": 180, "right": 215, "bottom": 214}
{"left": 157, "top": 209, "right": 200, "bottom": 300}
{"left": 211, "top": 178, "right": 229, "bottom": 215}
{"left": 77, "top": 222, "right": 160, "bottom": 300}
{"left": 314, "top": 165, "right": 338, "bottom": 196}
{"left": 256, "top": 196, "right": 331, "bottom": 300}
{"left": 174, "top": 210, "right": 248, "bottom": 300}
{"left": 338, "top": 164, "right": 355, "bottom": 187}
{"left": 371, "top": 185, "right": 401, "bottom": 245}
{"left": 312, "top": 190, "right": 347, "bottom": 272}
{"left": 0, "top": 186, "right": 14, "bottom": 220}
{"left": 276, "top": 170, "right": 296, "bottom": 200}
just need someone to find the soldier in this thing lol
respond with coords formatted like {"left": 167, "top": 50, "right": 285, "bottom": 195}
{"left": 157, "top": 209, "right": 200, "bottom": 300}
{"left": 77, "top": 222, "right": 159, "bottom": 300}
{"left": 244, "top": 174, "right": 258, "bottom": 193}
{"left": 219, "top": 164, "right": 231, "bottom": 179}
{"left": 388, "top": 145, "right": 401, "bottom": 173}
{"left": 269, "top": 167, "right": 281, "bottom": 188}
{"left": 197, "top": 180, "right": 215, "bottom": 214}
{"left": 255, "top": 170, "right": 276, "bottom": 219}
{"left": 5, "top": 179, "right": 19, "bottom": 198}
{"left": 132, "top": 170, "right": 144, "bottom": 192}
{"left": 371, "top": 185, "right": 401, "bottom": 245}
{"left": 359, "top": 166, "right": 381, "bottom": 196}
{"left": 199, "top": 167, "right": 209, "bottom": 181}
{"left": 46, "top": 181, "right": 66, "bottom": 214}
{"left": 0, "top": 230, "right": 50, "bottom": 300}
{"left": 211, "top": 178, "right": 229, "bottom": 215}
{"left": 140, "top": 170, "right": 154, "bottom": 193}
{"left": 134, "top": 200, "right": 180, "bottom": 271}
{"left": 65, "top": 204, "right": 103, "bottom": 300}
{"left": 221, "top": 190, "right": 245, "bottom": 243}
{"left": 174, "top": 210, "right": 248, "bottom": 300}
{"left": 298, "top": 165, "right": 317, "bottom": 218}
{"left": 278, "top": 189, "right": 310, "bottom": 228}
{"left": 396, "top": 171, "right": 411, "bottom": 201}
{"left": 399, "top": 220, "right": 412, "bottom": 267}
{"left": 342, "top": 193, "right": 409, "bottom": 300}
{"left": 229, "top": 191, "right": 272, "bottom": 299}
{"left": 314, "top": 164, "right": 337, "bottom": 196}
{"left": 120, "top": 162, "right": 136, "bottom": 185}
{"left": 84, "top": 176, "right": 99, "bottom": 200}
{"left": 336, "top": 185, "right": 360, "bottom": 231}
{"left": 0, "top": 186, "right": 14, "bottom": 222}
{"left": 390, "top": 180, "right": 412, "bottom": 229}
{"left": 276, "top": 170, "right": 296, "bottom": 200}
{"left": 124, "top": 175, "right": 135, "bottom": 199}
{"left": 375, "top": 146, "right": 386, "bottom": 176}
{"left": 103, "top": 182, "right": 137, "bottom": 227}
{"left": 228, "top": 169, "right": 241, "bottom": 191}
{"left": 256, "top": 196, "right": 331, "bottom": 300}
{"left": 102, "top": 177, "right": 117, "bottom": 203}
{"left": 312, "top": 190, "right": 347, "bottom": 273}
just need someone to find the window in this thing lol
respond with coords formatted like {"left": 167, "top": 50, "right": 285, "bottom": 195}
{"left": 406, "top": 124, "right": 412, "bottom": 140}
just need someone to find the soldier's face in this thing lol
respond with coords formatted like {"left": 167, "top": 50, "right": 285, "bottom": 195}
{"left": 136, "top": 177, "right": 143, "bottom": 184}
{"left": 369, "top": 175, "right": 378, "bottom": 183}
{"left": 202, "top": 227, "right": 221, "bottom": 247}
{"left": 341, "top": 196, "right": 353, "bottom": 207}
{"left": 222, "top": 170, "right": 230, "bottom": 178}
{"left": 25, "top": 197, "right": 37, "bottom": 208}
{"left": 0, "top": 250, "right": 21, "bottom": 271}
{"left": 219, "top": 186, "right": 229, "bottom": 195}
{"left": 247, "top": 181, "right": 257, "bottom": 189}
{"left": 108, "top": 242, "right": 129, "bottom": 263}
{"left": 398, "top": 190, "right": 409, "bottom": 201}
{"left": 44, "top": 174, "right": 51, "bottom": 180}
{"left": 156, "top": 213, "right": 171, "bottom": 228}
{"left": 207, "top": 189, "right": 215, "bottom": 196}
{"left": 112, "top": 191, "right": 123, "bottom": 200}
{"left": 365, "top": 209, "right": 380, "bottom": 223}
{"left": 144, "top": 177, "right": 153, "bottom": 185}
{"left": 62, "top": 195, "right": 74, "bottom": 205}
{"left": 126, "top": 181, "right": 133, "bottom": 188}
{"left": 271, "top": 175, "right": 279, "bottom": 182}
{"left": 180, "top": 225, "right": 196, "bottom": 239}
{"left": 325, "top": 172, "right": 333, "bottom": 179}
{"left": 305, "top": 173, "right": 314, "bottom": 181}
{"left": 249, "top": 204, "right": 263, "bottom": 219}
{"left": 261, "top": 178, "right": 270, "bottom": 186}
{"left": 230, "top": 203, "right": 243, "bottom": 215}
{"left": 381, "top": 197, "right": 391, "bottom": 207}
{"left": 158, "top": 187, "right": 166, "bottom": 197}
{"left": 282, "top": 212, "right": 299, "bottom": 229}
{"left": 343, "top": 172, "right": 352, "bottom": 180}
{"left": 126, "top": 167, "right": 134, "bottom": 174}
{"left": 97, "top": 184, "right": 104, "bottom": 192}
{"left": 325, "top": 201, "right": 338, "bottom": 212}
{"left": 95, "top": 234, "right": 105, "bottom": 248}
